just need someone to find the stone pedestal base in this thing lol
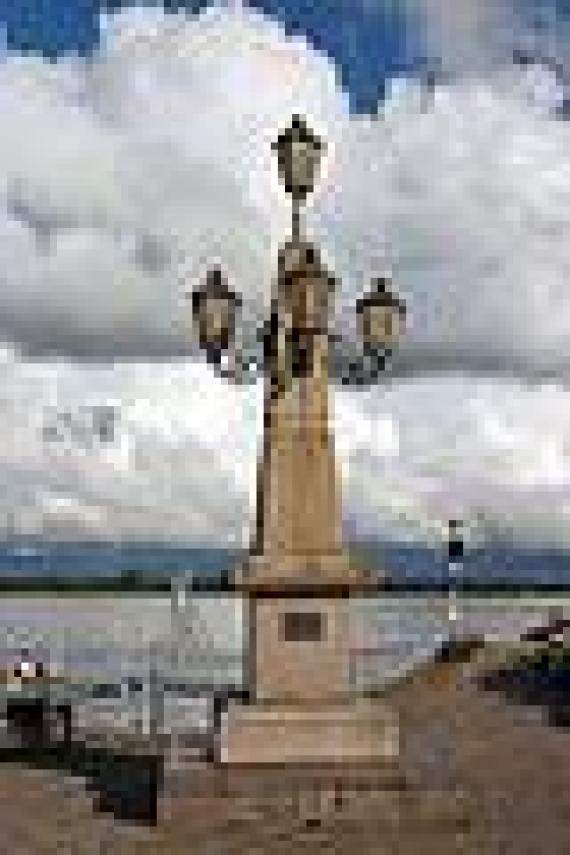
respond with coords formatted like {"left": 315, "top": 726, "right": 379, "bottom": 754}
{"left": 219, "top": 700, "right": 398, "bottom": 766}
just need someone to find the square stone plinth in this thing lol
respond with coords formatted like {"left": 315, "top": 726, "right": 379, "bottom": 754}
{"left": 219, "top": 700, "right": 398, "bottom": 766}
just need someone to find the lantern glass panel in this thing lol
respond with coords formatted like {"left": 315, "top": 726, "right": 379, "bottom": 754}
{"left": 362, "top": 303, "right": 404, "bottom": 346}
{"left": 203, "top": 297, "right": 231, "bottom": 344}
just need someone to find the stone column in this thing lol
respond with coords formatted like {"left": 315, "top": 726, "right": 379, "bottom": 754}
{"left": 237, "top": 237, "right": 372, "bottom": 589}
{"left": 252, "top": 238, "right": 341, "bottom": 575}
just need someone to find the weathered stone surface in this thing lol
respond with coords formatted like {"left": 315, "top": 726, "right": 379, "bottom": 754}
{"left": 220, "top": 700, "right": 398, "bottom": 766}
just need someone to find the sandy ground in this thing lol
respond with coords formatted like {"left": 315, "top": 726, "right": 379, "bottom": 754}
{"left": 0, "top": 656, "right": 568, "bottom": 853}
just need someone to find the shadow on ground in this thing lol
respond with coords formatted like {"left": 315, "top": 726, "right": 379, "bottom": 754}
{"left": 479, "top": 649, "right": 570, "bottom": 728}
{"left": 0, "top": 734, "right": 163, "bottom": 825}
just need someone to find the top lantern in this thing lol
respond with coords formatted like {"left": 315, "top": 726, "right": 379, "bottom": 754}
{"left": 272, "top": 115, "right": 325, "bottom": 202}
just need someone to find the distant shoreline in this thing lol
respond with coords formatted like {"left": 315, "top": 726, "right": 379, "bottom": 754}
{"left": 0, "top": 581, "right": 568, "bottom": 597}
{"left": 0, "top": 581, "right": 173, "bottom": 595}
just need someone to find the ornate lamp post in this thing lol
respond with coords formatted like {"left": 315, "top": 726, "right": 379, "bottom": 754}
{"left": 192, "top": 115, "right": 405, "bottom": 768}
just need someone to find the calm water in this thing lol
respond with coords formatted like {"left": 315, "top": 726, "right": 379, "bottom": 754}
{"left": 0, "top": 594, "right": 567, "bottom": 734}
{"left": 1, "top": 594, "right": 566, "bottom": 676}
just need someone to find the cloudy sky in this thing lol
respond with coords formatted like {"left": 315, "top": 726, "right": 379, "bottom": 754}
{"left": 0, "top": 0, "right": 569, "bottom": 549}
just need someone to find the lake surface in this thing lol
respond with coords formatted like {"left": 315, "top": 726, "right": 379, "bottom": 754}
{"left": 1, "top": 594, "right": 567, "bottom": 734}
{"left": 1, "top": 594, "right": 566, "bottom": 677}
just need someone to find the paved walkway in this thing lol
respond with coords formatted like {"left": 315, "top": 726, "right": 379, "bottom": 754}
{"left": 0, "top": 658, "right": 567, "bottom": 852}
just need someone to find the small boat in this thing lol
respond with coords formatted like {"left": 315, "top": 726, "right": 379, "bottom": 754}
{"left": 521, "top": 615, "right": 570, "bottom": 645}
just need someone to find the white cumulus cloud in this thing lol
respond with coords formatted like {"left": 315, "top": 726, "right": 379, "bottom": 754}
{"left": 0, "top": 345, "right": 569, "bottom": 548}
{"left": 0, "top": 3, "right": 567, "bottom": 551}
{"left": 0, "top": 3, "right": 567, "bottom": 382}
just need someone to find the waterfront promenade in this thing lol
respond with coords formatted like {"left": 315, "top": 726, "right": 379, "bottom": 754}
{"left": 0, "top": 651, "right": 568, "bottom": 853}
